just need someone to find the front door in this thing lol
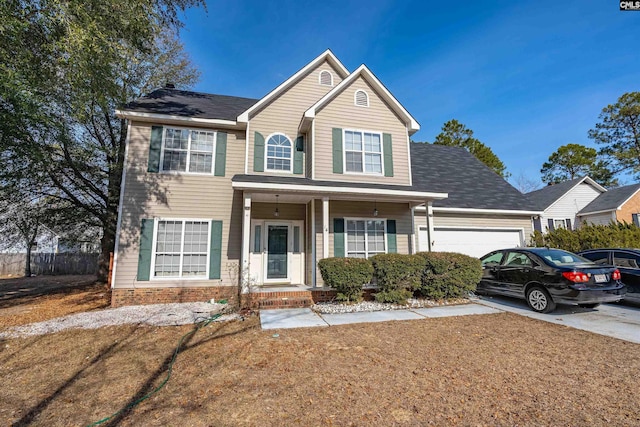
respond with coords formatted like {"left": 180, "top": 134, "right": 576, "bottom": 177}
{"left": 266, "top": 224, "right": 289, "bottom": 281}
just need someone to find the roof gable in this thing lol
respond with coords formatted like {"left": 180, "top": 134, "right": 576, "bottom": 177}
{"left": 237, "top": 49, "right": 349, "bottom": 123}
{"left": 579, "top": 183, "right": 640, "bottom": 215}
{"left": 301, "top": 64, "right": 420, "bottom": 134}
{"left": 525, "top": 176, "right": 606, "bottom": 211}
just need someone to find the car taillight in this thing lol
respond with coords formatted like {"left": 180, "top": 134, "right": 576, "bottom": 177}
{"left": 562, "top": 271, "right": 590, "bottom": 282}
{"left": 612, "top": 269, "right": 621, "bottom": 281}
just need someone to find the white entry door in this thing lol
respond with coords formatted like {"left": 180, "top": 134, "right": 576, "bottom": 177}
{"left": 419, "top": 227, "right": 524, "bottom": 258}
{"left": 249, "top": 220, "right": 305, "bottom": 285}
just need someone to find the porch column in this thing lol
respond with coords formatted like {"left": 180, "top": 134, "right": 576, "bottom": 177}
{"left": 322, "top": 197, "right": 329, "bottom": 258}
{"left": 425, "top": 201, "right": 434, "bottom": 252}
{"left": 311, "top": 199, "right": 317, "bottom": 287}
{"left": 241, "top": 193, "right": 252, "bottom": 293}
{"left": 410, "top": 206, "right": 416, "bottom": 254}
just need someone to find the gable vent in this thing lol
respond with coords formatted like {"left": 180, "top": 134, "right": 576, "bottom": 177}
{"left": 319, "top": 70, "right": 333, "bottom": 86}
{"left": 354, "top": 90, "right": 369, "bottom": 107}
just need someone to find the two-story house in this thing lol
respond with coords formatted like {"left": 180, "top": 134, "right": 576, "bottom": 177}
{"left": 111, "top": 50, "right": 537, "bottom": 307}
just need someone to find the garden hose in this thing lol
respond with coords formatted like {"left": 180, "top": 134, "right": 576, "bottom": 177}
{"left": 87, "top": 301, "right": 228, "bottom": 427}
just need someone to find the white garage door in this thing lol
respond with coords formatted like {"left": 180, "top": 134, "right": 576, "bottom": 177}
{"left": 418, "top": 227, "right": 523, "bottom": 258}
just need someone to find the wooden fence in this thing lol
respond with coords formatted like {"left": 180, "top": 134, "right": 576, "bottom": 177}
{"left": 0, "top": 253, "right": 99, "bottom": 276}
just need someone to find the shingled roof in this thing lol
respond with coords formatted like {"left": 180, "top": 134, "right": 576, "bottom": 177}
{"left": 579, "top": 183, "right": 640, "bottom": 214}
{"left": 410, "top": 143, "right": 535, "bottom": 211}
{"left": 525, "top": 176, "right": 590, "bottom": 211}
{"left": 122, "top": 88, "right": 258, "bottom": 121}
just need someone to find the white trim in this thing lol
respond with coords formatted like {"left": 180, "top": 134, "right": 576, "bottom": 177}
{"left": 264, "top": 132, "right": 294, "bottom": 173}
{"left": 303, "top": 64, "right": 420, "bottom": 133}
{"left": 425, "top": 202, "right": 434, "bottom": 252}
{"left": 410, "top": 206, "right": 416, "bottom": 254}
{"left": 244, "top": 120, "right": 250, "bottom": 174}
{"left": 149, "top": 218, "right": 212, "bottom": 281}
{"left": 318, "top": 69, "right": 334, "bottom": 86}
{"left": 418, "top": 225, "right": 526, "bottom": 250}
{"left": 577, "top": 208, "right": 617, "bottom": 216}
{"left": 322, "top": 197, "right": 329, "bottom": 258}
{"left": 262, "top": 221, "right": 293, "bottom": 284}
{"left": 110, "top": 122, "right": 131, "bottom": 288}
{"left": 552, "top": 218, "right": 570, "bottom": 230}
{"left": 342, "top": 128, "right": 384, "bottom": 176}
{"left": 242, "top": 194, "right": 252, "bottom": 292}
{"left": 311, "top": 120, "right": 316, "bottom": 180}
{"left": 158, "top": 126, "right": 217, "bottom": 175}
{"left": 406, "top": 128, "right": 412, "bottom": 186}
{"left": 115, "top": 110, "right": 240, "bottom": 128}
{"left": 238, "top": 49, "right": 349, "bottom": 122}
{"left": 542, "top": 176, "right": 607, "bottom": 212}
{"left": 311, "top": 199, "right": 316, "bottom": 287}
{"left": 344, "top": 217, "right": 388, "bottom": 258}
{"left": 416, "top": 206, "right": 543, "bottom": 215}
{"left": 354, "top": 89, "right": 369, "bottom": 107}
{"left": 231, "top": 181, "right": 448, "bottom": 200}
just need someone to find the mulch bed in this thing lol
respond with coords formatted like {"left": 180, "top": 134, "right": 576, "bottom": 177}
{"left": 1, "top": 313, "right": 639, "bottom": 426}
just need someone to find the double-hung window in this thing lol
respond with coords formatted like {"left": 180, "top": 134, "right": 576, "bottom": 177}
{"left": 346, "top": 219, "right": 386, "bottom": 258}
{"left": 161, "top": 128, "right": 216, "bottom": 173}
{"left": 153, "top": 220, "right": 210, "bottom": 278}
{"left": 553, "top": 219, "right": 568, "bottom": 229}
{"left": 266, "top": 133, "right": 293, "bottom": 172}
{"left": 344, "top": 130, "right": 382, "bottom": 174}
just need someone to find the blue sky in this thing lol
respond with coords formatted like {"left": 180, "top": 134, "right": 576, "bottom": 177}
{"left": 178, "top": 0, "right": 639, "bottom": 188}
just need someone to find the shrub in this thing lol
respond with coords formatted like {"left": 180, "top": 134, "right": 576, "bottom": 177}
{"left": 529, "top": 222, "right": 640, "bottom": 251}
{"left": 371, "top": 253, "right": 426, "bottom": 292}
{"left": 417, "top": 252, "right": 482, "bottom": 300}
{"left": 318, "top": 257, "right": 373, "bottom": 303}
{"left": 374, "top": 289, "right": 413, "bottom": 304}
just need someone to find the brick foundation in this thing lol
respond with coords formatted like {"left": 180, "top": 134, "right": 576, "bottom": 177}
{"left": 247, "top": 288, "right": 377, "bottom": 309}
{"left": 111, "top": 286, "right": 238, "bottom": 307}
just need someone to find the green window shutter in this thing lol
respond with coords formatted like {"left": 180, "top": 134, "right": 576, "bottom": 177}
{"left": 254, "top": 132, "right": 265, "bottom": 172}
{"left": 293, "top": 136, "right": 304, "bottom": 174}
{"left": 137, "top": 219, "right": 154, "bottom": 281}
{"left": 386, "top": 219, "right": 397, "bottom": 253}
{"left": 214, "top": 132, "right": 227, "bottom": 176}
{"left": 148, "top": 126, "right": 163, "bottom": 173}
{"left": 332, "top": 128, "right": 343, "bottom": 174}
{"left": 334, "top": 218, "right": 345, "bottom": 257}
{"left": 383, "top": 133, "right": 394, "bottom": 177}
{"left": 209, "top": 220, "right": 223, "bottom": 279}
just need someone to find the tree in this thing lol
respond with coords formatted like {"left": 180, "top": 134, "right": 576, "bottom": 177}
{"left": 540, "top": 143, "right": 618, "bottom": 187}
{"left": 589, "top": 92, "right": 640, "bottom": 179}
{"left": 0, "top": 1, "right": 203, "bottom": 281}
{"left": 434, "top": 119, "right": 509, "bottom": 178}
{"left": 511, "top": 172, "right": 542, "bottom": 193}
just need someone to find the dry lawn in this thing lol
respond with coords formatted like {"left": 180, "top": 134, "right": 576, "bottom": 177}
{"left": 1, "top": 312, "right": 639, "bottom": 426}
{"left": 0, "top": 275, "right": 108, "bottom": 329}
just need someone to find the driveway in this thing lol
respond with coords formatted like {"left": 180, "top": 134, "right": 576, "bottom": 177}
{"left": 477, "top": 295, "right": 640, "bottom": 344}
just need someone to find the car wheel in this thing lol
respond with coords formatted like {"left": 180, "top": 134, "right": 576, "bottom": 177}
{"left": 578, "top": 303, "right": 600, "bottom": 309}
{"left": 526, "top": 286, "right": 556, "bottom": 313}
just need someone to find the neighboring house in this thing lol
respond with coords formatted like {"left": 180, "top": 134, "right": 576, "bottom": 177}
{"left": 526, "top": 176, "right": 606, "bottom": 232}
{"left": 111, "top": 49, "right": 539, "bottom": 307}
{"left": 578, "top": 183, "right": 640, "bottom": 226}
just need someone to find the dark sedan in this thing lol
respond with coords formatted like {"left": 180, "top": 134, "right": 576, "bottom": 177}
{"left": 478, "top": 248, "right": 626, "bottom": 313}
{"left": 578, "top": 248, "right": 640, "bottom": 305}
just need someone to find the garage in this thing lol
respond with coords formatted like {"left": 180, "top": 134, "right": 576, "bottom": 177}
{"left": 418, "top": 227, "right": 524, "bottom": 258}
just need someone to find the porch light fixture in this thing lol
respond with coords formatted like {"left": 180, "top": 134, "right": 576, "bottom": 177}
{"left": 373, "top": 200, "right": 378, "bottom": 217}
{"left": 274, "top": 195, "right": 280, "bottom": 217}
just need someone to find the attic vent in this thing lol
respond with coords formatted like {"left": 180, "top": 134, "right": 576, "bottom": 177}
{"left": 354, "top": 90, "right": 369, "bottom": 107}
{"left": 319, "top": 70, "right": 333, "bottom": 86}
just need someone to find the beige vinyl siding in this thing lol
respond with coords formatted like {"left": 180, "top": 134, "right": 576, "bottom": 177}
{"left": 113, "top": 122, "right": 245, "bottom": 289}
{"left": 251, "top": 203, "right": 306, "bottom": 220}
{"left": 580, "top": 211, "right": 616, "bottom": 226}
{"left": 541, "top": 182, "right": 602, "bottom": 230}
{"left": 415, "top": 211, "right": 534, "bottom": 243}
{"left": 248, "top": 60, "right": 344, "bottom": 178}
{"left": 314, "top": 76, "right": 411, "bottom": 185}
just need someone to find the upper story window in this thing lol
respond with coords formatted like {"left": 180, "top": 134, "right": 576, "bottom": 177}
{"left": 354, "top": 90, "right": 369, "bottom": 107}
{"left": 344, "top": 130, "right": 382, "bottom": 174}
{"left": 319, "top": 70, "right": 333, "bottom": 86}
{"left": 161, "top": 128, "right": 216, "bottom": 173}
{"left": 266, "top": 133, "right": 292, "bottom": 172}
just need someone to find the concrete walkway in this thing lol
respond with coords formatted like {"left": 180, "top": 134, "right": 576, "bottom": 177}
{"left": 260, "top": 303, "right": 501, "bottom": 330}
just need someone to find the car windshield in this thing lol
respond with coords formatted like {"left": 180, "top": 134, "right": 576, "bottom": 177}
{"left": 536, "top": 249, "right": 593, "bottom": 266}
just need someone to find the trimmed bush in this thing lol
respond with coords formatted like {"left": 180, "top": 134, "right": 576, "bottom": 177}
{"left": 530, "top": 222, "right": 640, "bottom": 252}
{"left": 370, "top": 253, "right": 426, "bottom": 304}
{"left": 417, "top": 252, "right": 482, "bottom": 300}
{"left": 318, "top": 257, "right": 373, "bottom": 303}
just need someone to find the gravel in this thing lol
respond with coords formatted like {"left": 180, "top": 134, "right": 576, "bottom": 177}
{"left": 311, "top": 297, "right": 471, "bottom": 314}
{"left": 0, "top": 301, "right": 238, "bottom": 339}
